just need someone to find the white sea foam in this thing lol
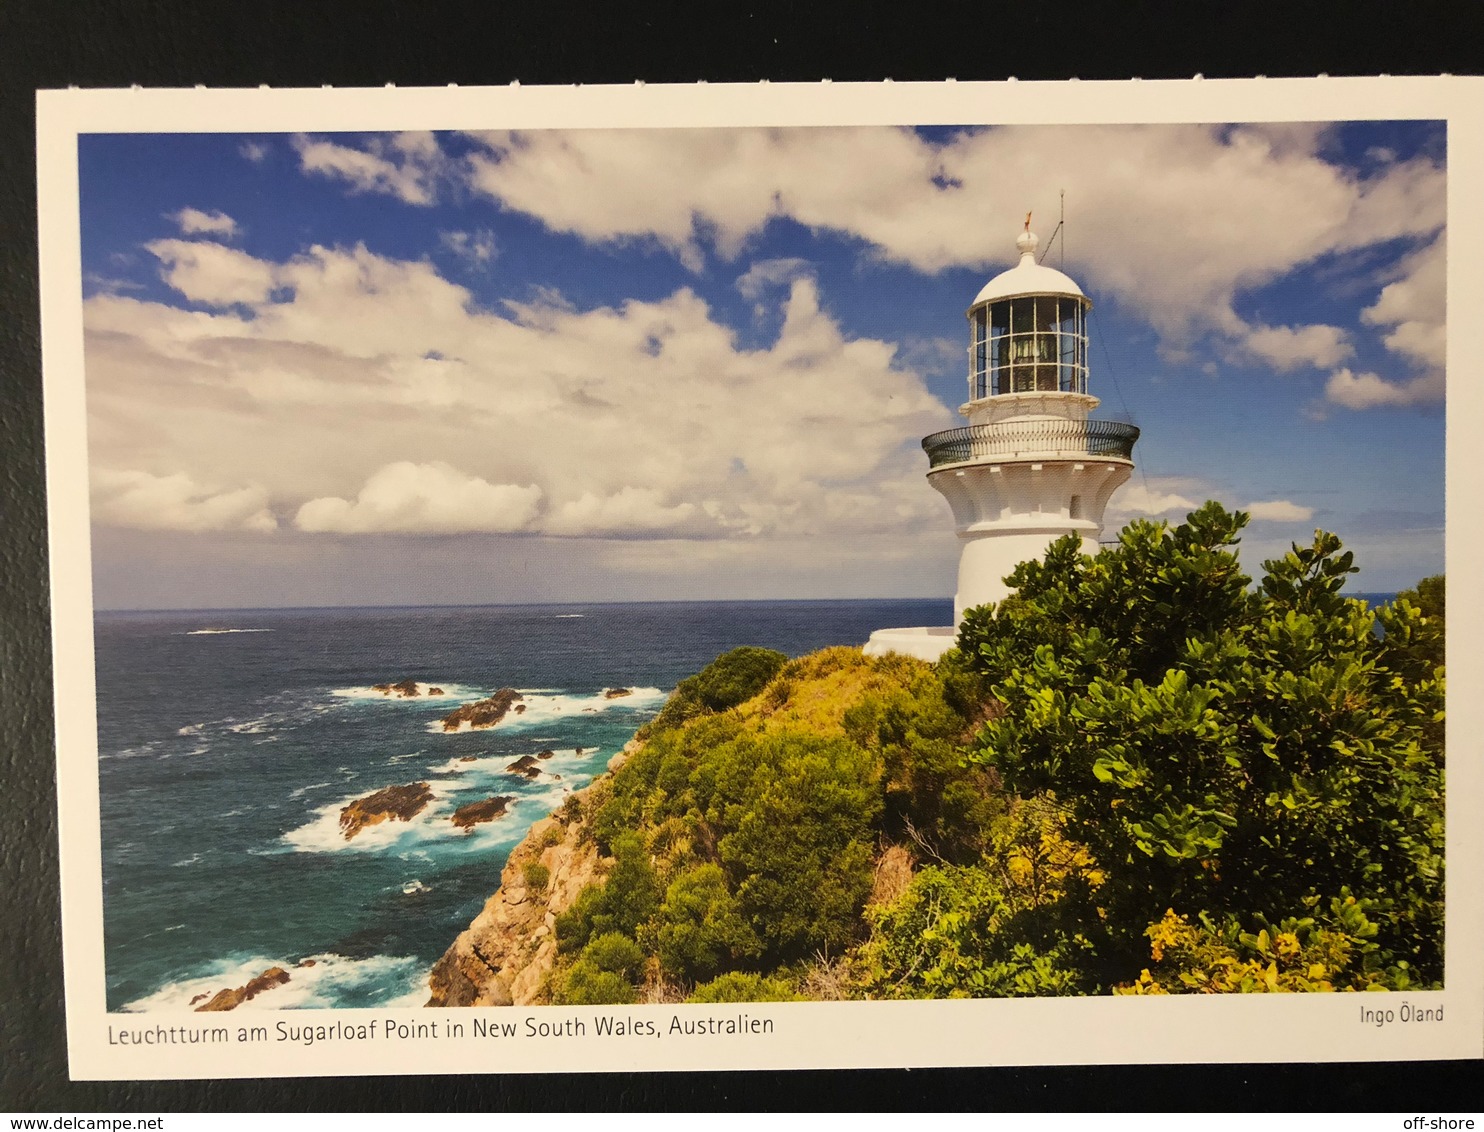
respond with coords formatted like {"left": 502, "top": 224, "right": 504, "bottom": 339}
{"left": 177, "top": 724, "right": 204, "bottom": 736}
{"left": 330, "top": 682, "right": 472, "bottom": 702}
{"left": 281, "top": 779, "right": 521, "bottom": 855}
{"left": 171, "top": 853, "right": 202, "bottom": 868}
{"left": 402, "top": 879, "right": 430, "bottom": 895}
{"left": 287, "top": 781, "right": 332, "bottom": 800}
{"left": 122, "top": 952, "right": 426, "bottom": 1012}
{"left": 184, "top": 628, "right": 274, "bottom": 635}
{"left": 553, "top": 614, "right": 584, "bottom": 619}
{"left": 430, "top": 746, "right": 595, "bottom": 777}
{"left": 426, "top": 687, "right": 667, "bottom": 735}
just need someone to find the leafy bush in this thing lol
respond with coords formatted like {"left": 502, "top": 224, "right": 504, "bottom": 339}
{"left": 648, "top": 863, "right": 761, "bottom": 981}
{"left": 641, "top": 646, "right": 789, "bottom": 735}
{"left": 688, "top": 971, "right": 801, "bottom": 1003}
{"left": 555, "top": 831, "right": 661, "bottom": 954}
{"left": 522, "top": 861, "right": 550, "bottom": 892}
{"left": 958, "top": 503, "right": 1445, "bottom": 984}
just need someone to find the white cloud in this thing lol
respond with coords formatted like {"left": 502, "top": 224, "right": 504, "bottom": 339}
{"left": 1362, "top": 235, "right": 1445, "bottom": 370}
{"left": 292, "top": 132, "right": 444, "bottom": 206}
{"left": 1324, "top": 366, "right": 1444, "bottom": 410}
{"left": 240, "top": 141, "right": 269, "bottom": 164}
{"left": 170, "top": 208, "right": 239, "bottom": 238}
{"left": 735, "top": 257, "right": 814, "bottom": 299}
{"left": 295, "top": 462, "right": 542, "bottom": 534}
{"left": 91, "top": 468, "right": 276, "bottom": 532}
{"left": 84, "top": 244, "right": 949, "bottom": 544}
{"left": 1106, "top": 481, "right": 1201, "bottom": 519}
{"left": 1245, "top": 499, "right": 1315, "bottom": 522}
{"left": 439, "top": 228, "right": 497, "bottom": 267}
{"left": 544, "top": 487, "right": 700, "bottom": 537}
{"left": 1241, "top": 323, "right": 1353, "bottom": 371}
{"left": 455, "top": 125, "right": 1442, "bottom": 354}
{"left": 145, "top": 239, "right": 277, "bottom": 306}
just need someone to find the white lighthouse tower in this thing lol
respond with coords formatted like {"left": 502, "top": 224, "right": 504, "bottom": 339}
{"left": 865, "top": 219, "right": 1139, "bottom": 661}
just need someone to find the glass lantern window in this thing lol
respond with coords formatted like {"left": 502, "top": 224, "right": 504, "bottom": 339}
{"left": 973, "top": 294, "right": 1088, "bottom": 398}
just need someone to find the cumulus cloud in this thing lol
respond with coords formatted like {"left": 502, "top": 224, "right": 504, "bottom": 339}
{"left": 295, "top": 462, "right": 542, "bottom": 534}
{"left": 735, "top": 257, "right": 814, "bottom": 299}
{"left": 1245, "top": 499, "right": 1315, "bottom": 522}
{"left": 240, "top": 141, "right": 269, "bottom": 164}
{"left": 84, "top": 243, "right": 948, "bottom": 543}
{"left": 91, "top": 468, "right": 276, "bottom": 532}
{"left": 1241, "top": 323, "right": 1353, "bottom": 371}
{"left": 454, "top": 125, "right": 1442, "bottom": 350}
{"left": 170, "top": 208, "right": 238, "bottom": 238}
{"left": 145, "top": 238, "right": 278, "bottom": 306}
{"left": 1362, "top": 235, "right": 1445, "bottom": 370}
{"left": 1106, "top": 481, "right": 1202, "bottom": 519}
{"left": 292, "top": 132, "right": 445, "bottom": 206}
{"left": 1324, "top": 366, "right": 1444, "bottom": 410}
{"left": 544, "top": 487, "right": 701, "bottom": 538}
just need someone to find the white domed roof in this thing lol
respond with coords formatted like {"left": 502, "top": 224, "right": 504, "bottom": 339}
{"left": 972, "top": 228, "right": 1087, "bottom": 306}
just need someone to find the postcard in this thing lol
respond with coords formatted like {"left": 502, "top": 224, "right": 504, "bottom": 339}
{"left": 36, "top": 77, "right": 1483, "bottom": 1080}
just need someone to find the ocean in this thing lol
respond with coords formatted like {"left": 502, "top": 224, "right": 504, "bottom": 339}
{"left": 94, "top": 598, "right": 952, "bottom": 1012}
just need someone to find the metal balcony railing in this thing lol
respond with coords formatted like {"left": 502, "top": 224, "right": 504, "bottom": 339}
{"left": 923, "top": 418, "right": 1140, "bottom": 469}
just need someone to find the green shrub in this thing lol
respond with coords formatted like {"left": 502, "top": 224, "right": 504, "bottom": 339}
{"left": 642, "top": 646, "right": 789, "bottom": 735}
{"left": 649, "top": 863, "right": 761, "bottom": 981}
{"left": 959, "top": 503, "right": 1445, "bottom": 985}
{"left": 688, "top": 971, "right": 800, "bottom": 1003}
{"left": 554, "top": 831, "right": 662, "bottom": 954}
{"left": 553, "top": 960, "right": 636, "bottom": 1005}
{"left": 522, "top": 861, "right": 550, "bottom": 892}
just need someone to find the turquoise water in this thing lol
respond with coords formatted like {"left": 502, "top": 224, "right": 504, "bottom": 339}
{"left": 95, "top": 599, "right": 951, "bottom": 1011}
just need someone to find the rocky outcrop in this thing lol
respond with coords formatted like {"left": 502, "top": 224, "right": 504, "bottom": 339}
{"left": 339, "top": 782, "right": 434, "bottom": 840}
{"left": 451, "top": 795, "right": 515, "bottom": 831}
{"left": 370, "top": 679, "right": 419, "bottom": 698}
{"left": 441, "top": 688, "right": 523, "bottom": 732}
{"left": 504, "top": 754, "right": 542, "bottom": 779}
{"left": 195, "top": 965, "right": 290, "bottom": 1011}
{"left": 425, "top": 743, "right": 638, "bottom": 1008}
{"left": 603, "top": 687, "right": 633, "bottom": 699}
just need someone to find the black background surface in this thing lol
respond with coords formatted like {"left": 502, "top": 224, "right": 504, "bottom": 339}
{"left": 3, "top": 0, "right": 1481, "bottom": 1112}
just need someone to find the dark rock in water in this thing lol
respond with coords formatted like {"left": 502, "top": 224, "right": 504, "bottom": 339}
{"left": 196, "top": 966, "right": 290, "bottom": 1012}
{"left": 189, "top": 993, "right": 208, "bottom": 1006}
{"left": 339, "top": 782, "right": 434, "bottom": 840}
{"left": 513, "top": 703, "right": 526, "bottom": 714}
{"left": 604, "top": 687, "right": 633, "bottom": 699}
{"left": 371, "top": 679, "right": 422, "bottom": 698}
{"left": 537, "top": 749, "right": 555, "bottom": 760}
{"left": 458, "top": 755, "right": 478, "bottom": 763}
{"left": 504, "top": 754, "right": 541, "bottom": 780}
{"left": 297, "top": 958, "right": 317, "bottom": 968}
{"left": 441, "top": 688, "right": 524, "bottom": 732}
{"left": 428, "top": 687, "right": 445, "bottom": 697}
{"left": 451, "top": 796, "right": 516, "bottom": 831}
{"left": 574, "top": 746, "right": 585, "bottom": 755}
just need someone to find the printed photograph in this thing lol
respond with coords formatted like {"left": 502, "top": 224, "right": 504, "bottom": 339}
{"left": 78, "top": 120, "right": 1445, "bottom": 1016}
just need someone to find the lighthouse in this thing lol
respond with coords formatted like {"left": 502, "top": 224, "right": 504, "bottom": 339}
{"left": 865, "top": 220, "right": 1140, "bottom": 661}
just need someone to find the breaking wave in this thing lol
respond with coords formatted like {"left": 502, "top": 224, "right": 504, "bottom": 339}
{"left": 122, "top": 952, "right": 427, "bottom": 1012}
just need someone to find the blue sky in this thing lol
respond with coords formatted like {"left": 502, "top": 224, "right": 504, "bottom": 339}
{"left": 78, "top": 122, "right": 1445, "bottom": 609}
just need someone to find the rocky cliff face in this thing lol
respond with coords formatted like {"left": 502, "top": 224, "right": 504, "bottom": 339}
{"left": 425, "top": 748, "right": 632, "bottom": 1007}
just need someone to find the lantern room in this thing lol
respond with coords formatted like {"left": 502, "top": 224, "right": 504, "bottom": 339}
{"left": 967, "top": 225, "right": 1090, "bottom": 401}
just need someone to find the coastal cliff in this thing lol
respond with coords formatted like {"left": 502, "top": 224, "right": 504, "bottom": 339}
{"left": 424, "top": 747, "right": 633, "bottom": 1006}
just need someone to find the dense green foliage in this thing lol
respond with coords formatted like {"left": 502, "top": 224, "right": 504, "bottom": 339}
{"left": 542, "top": 512, "right": 1445, "bottom": 1003}
{"left": 639, "top": 646, "right": 789, "bottom": 736}
{"left": 956, "top": 504, "right": 1445, "bottom": 989}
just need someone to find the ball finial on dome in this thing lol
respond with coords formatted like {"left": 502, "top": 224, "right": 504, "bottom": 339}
{"left": 1015, "top": 212, "right": 1038, "bottom": 260}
